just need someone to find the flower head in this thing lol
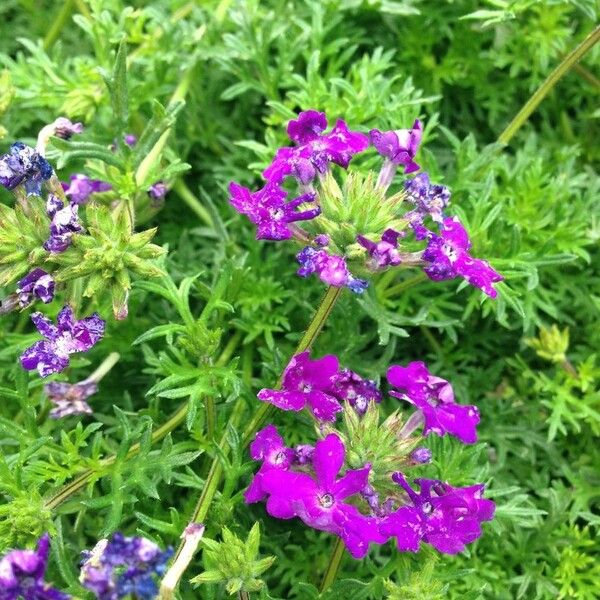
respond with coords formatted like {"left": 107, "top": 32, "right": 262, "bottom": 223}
{"left": 43, "top": 194, "right": 84, "bottom": 253}
{"left": 387, "top": 361, "right": 480, "bottom": 444}
{"left": 0, "top": 142, "right": 53, "bottom": 195}
{"left": 80, "top": 533, "right": 172, "bottom": 600}
{"left": 370, "top": 120, "right": 423, "bottom": 174}
{"left": 44, "top": 380, "right": 97, "bottom": 418}
{"left": 63, "top": 174, "right": 112, "bottom": 205}
{"left": 16, "top": 269, "right": 55, "bottom": 307}
{"left": 257, "top": 351, "right": 342, "bottom": 422}
{"left": 381, "top": 473, "right": 495, "bottom": 554}
{"left": 328, "top": 368, "right": 382, "bottom": 415}
{"left": 229, "top": 181, "right": 320, "bottom": 241}
{"left": 20, "top": 305, "right": 105, "bottom": 377}
{"left": 0, "top": 533, "right": 69, "bottom": 600}
{"left": 357, "top": 229, "right": 403, "bottom": 269}
{"left": 420, "top": 216, "right": 503, "bottom": 298}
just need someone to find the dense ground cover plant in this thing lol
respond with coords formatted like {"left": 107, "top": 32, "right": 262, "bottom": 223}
{"left": 0, "top": 1, "right": 598, "bottom": 599}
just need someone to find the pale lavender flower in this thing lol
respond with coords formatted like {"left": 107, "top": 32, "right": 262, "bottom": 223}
{"left": 45, "top": 381, "right": 97, "bottom": 418}
{"left": 52, "top": 118, "right": 84, "bottom": 140}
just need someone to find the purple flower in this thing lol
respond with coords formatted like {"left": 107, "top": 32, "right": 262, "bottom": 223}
{"left": 420, "top": 216, "right": 503, "bottom": 298}
{"left": 43, "top": 195, "right": 83, "bottom": 253}
{"left": 410, "top": 447, "right": 432, "bottom": 464}
{"left": 147, "top": 181, "right": 168, "bottom": 202}
{"left": 244, "top": 424, "right": 295, "bottom": 503}
{"left": 357, "top": 229, "right": 403, "bottom": 269}
{"left": 63, "top": 174, "right": 112, "bottom": 205}
{"left": 20, "top": 305, "right": 105, "bottom": 378}
{"left": 124, "top": 134, "right": 137, "bottom": 147}
{"left": 404, "top": 172, "right": 450, "bottom": 224}
{"left": 258, "top": 433, "right": 384, "bottom": 558}
{"left": 0, "top": 533, "right": 69, "bottom": 600}
{"left": 0, "top": 142, "right": 53, "bottom": 195}
{"left": 370, "top": 120, "right": 423, "bottom": 174}
{"left": 294, "top": 444, "right": 315, "bottom": 465}
{"left": 45, "top": 380, "right": 97, "bottom": 418}
{"left": 52, "top": 118, "right": 84, "bottom": 140}
{"left": 380, "top": 473, "right": 495, "bottom": 554}
{"left": 264, "top": 111, "right": 369, "bottom": 184}
{"left": 257, "top": 351, "right": 342, "bottom": 422}
{"left": 80, "top": 533, "right": 172, "bottom": 600}
{"left": 387, "top": 361, "right": 480, "bottom": 444}
{"left": 16, "top": 269, "right": 55, "bottom": 307}
{"left": 328, "top": 368, "right": 382, "bottom": 415}
{"left": 229, "top": 181, "right": 320, "bottom": 241}
{"left": 296, "top": 247, "right": 367, "bottom": 292}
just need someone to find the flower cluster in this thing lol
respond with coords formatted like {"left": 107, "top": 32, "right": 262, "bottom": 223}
{"left": 80, "top": 532, "right": 173, "bottom": 600}
{"left": 0, "top": 141, "right": 53, "bottom": 196}
{"left": 229, "top": 110, "right": 503, "bottom": 298}
{"left": 0, "top": 533, "right": 69, "bottom": 600}
{"left": 247, "top": 351, "right": 494, "bottom": 558}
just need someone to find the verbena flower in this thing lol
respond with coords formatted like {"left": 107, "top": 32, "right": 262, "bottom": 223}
{"left": 404, "top": 172, "right": 450, "bottom": 224}
{"left": 80, "top": 533, "right": 172, "bottom": 600}
{"left": 43, "top": 194, "right": 83, "bottom": 253}
{"left": 124, "top": 134, "right": 137, "bottom": 147}
{"left": 255, "top": 433, "right": 383, "bottom": 558}
{"left": 16, "top": 269, "right": 55, "bottom": 307}
{"left": 20, "top": 305, "right": 105, "bottom": 377}
{"left": 229, "top": 182, "right": 320, "bottom": 241}
{"left": 381, "top": 473, "right": 495, "bottom": 554}
{"left": 63, "top": 174, "right": 112, "bottom": 205}
{"left": 0, "top": 142, "right": 53, "bottom": 195}
{"left": 45, "top": 380, "right": 97, "bottom": 418}
{"left": 357, "top": 229, "right": 403, "bottom": 269}
{"left": 148, "top": 181, "right": 168, "bottom": 203}
{"left": 410, "top": 447, "right": 432, "bottom": 464}
{"left": 296, "top": 247, "right": 368, "bottom": 292}
{"left": 51, "top": 118, "right": 84, "bottom": 140}
{"left": 328, "top": 368, "right": 382, "bottom": 415}
{"left": 0, "top": 533, "right": 69, "bottom": 600}
{"left": 370, "top": 119, "right": 423, "bottom": 174}
{"left": 387, "top": 361, "right": 480, "bottom": 444}
{"left": 257, "top": 351, "right": 342, "bottom": 421}
{"left": 419, "top": 216, "right": 503, "bottom": 298}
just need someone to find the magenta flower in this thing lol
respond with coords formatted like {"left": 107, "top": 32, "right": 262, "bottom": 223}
{"left": 244, "top": 425, "right": 295, "bottom": 503}
{"left": 258, "top": 434, "right": 383, "bottom": 558}
{"left": 264, "top": 111, "right": 369, "bottom": 184}
{"left": 420, "top": 216, "right": 503, "bottom": 298}
{"left": 387, "top": 361, "right": 480, "bottom": 444}
{"left": 257, "top": 351, "right": 342, "bottom": 422}
{"left": 404, "top": 172, "right": 450, "bottom": 224}
{"left": 45, "top": 380, "right": 97, "bottom": 418}
{"left": 381, "top": 473, "right": 495, "bottom": 554}
{"left": 296, "top": 247, "right": 368, "bottom": 293}
{"left": 20, "top": 305, "right": 105, "bottom": 378}
{"left": 328, "top": 368, "right": 382, "bottom": 415}
{"left": 229, "top": 181, "right": 320, "bottom": 241}
{"left": 63, "top": 174, "right": 112, "bottom": 205}
{"left": 0, "top": 533, "right": 69, "bottom": 600}
{"left": 370, "top": 119, "right": 423, "bottom": 174}
{"left": 43, "top": 194, "right": 83, "bottom": 253}
{"left": 356, "top": 229, "right": 403, "bottom": 269}
{"left": 16, "top": 269, "right": 55, "bottom": 307}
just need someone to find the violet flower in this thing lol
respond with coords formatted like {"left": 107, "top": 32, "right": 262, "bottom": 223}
{"left": 404, "top": 172, "right": 450, "bottom": 224}
{"left": 387, "top": 361, "right": 480, "bottom": 444}
{"left": 148, "top": 181, "right": 168, "bottom": 202}
{"left": 356, "top": 229, "right": 403, "bottom": 269}
{"left": 16, "top": 269, "right": 55, "bottom": 307}
{"left": 257, "top": 351, "right": 342, "bottom": 422}
{"left": 0, "top": 533, "right": 69, "bottom": 600}
{"left": 229, "top": 181, "right": 320, "bottom": 241}
{"left": 328, "top": 368, "right": 382, "bottom": 415}
{"left": 257, "top": 433, "right": 384, "bottom": 558}
{"left": 80, "top": 533, "right": 172, "bottom": 600}
{"left": 0, "top": 142, "right": 53, "bottom": 195}
{"left": 380, "top": 473, "right": 495, "bottom": 554}
{"left": 296, "top": 247, "right": 368, "bottom": 293}
{"left": 63, "top": 174, "right": 112, "bottom": 205}
{"left": 52, "top": 118, "right": 84, "bottom": 140}
{"left": 124, "top": 134, "right": 137, "bottom": 147}
{"left": 244, "top": 424, "right": 295, "bottom": 503}
{"left": 45, "top": 381, "right": 97, "bottom": 418}
{"left": 370, "top": 119, "right": 423, "bottom": 174}
{"left": 20, "top": 305, "right": 105, "bottom": 377}
{"left": 419, "top": 216, "right": 503, "bottom": 298}
{"left": 43, "top": 194, "right": 83, "bottom": 253}
{"left": 264, "top": 111, "right": 369, "bottom": 185}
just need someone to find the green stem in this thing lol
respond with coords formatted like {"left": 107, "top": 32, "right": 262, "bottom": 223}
{"left": 498, "top": 25, "right": 600, "bottom": 145}
{"left": 319, "top": 537, "right": 346, "bottom": 592}
{"left": 43, "top": 0, "right": 75, "bottom": 50}
{"left": 382, "top": 273, "right": 427, "bottom": 299}
{"left": 173, "top": 180, "right": 214, "bottom": 226}
{"left": 205, "top": 397, "right": 216, "bottom": 440}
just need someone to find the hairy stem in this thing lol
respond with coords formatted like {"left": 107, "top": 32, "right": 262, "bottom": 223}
{"left": 319, "top": 537, "right": 346, "bottom": 592}
{"left": 498, "top": 25, "right": 600, "bottom": 145}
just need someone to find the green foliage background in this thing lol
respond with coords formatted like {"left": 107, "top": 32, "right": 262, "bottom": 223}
{"left": 0, "top": 0, "right": 598, "bottom": 598}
